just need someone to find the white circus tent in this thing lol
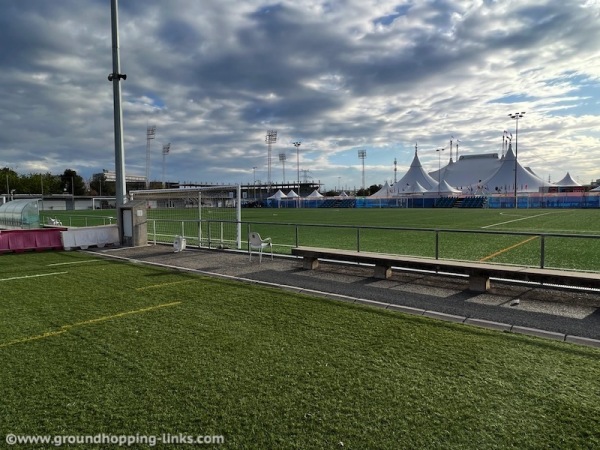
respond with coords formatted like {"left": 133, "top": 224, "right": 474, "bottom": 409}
{"left": 392, "top": 148, "right": 438, "bottom": 194}
{"left": 555, "top": 172, "right": 581, "bottom": 187}
{"left": 429, "top": 153, "right": 502, "bottom": 190}
{"left": 481, "top": 145, "right": 548, "bottom": 193}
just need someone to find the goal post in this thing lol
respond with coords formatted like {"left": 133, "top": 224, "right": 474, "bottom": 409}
{"left": 129, "top": 185, "right": 242, "bottom": 249}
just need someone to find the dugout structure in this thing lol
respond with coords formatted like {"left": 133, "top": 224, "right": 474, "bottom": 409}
{"left": 130, "top": 186, "right": 242, "bottom": 249}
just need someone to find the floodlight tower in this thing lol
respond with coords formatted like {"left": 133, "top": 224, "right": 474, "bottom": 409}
{"left": 293, "top": 141, "right": 302, "bottom": 187}
{"left": 509, "top": 111, "right": 525, "bottom": 208}
{"left": 279, "top": 153, "right": 287, "bottom": 182}
{"left": 162, "top": 143, "right": 170, "bottom": 188}
{"left": 145, "top": 125, "right": 156, "bottom": 189}
{"left": 265, "top": 130, "right": 277, "bottom": 191}
{"left": 109, "top": 0, "right": 127, "bottom": 207}
{"left": 358, "top": 149, "right": 367, "bottom": 190}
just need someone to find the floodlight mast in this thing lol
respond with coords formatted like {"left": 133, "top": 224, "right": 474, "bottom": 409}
{"left": 293, "top": 141, "right": 302, "bottom": 188}
{"left": 265, "top": 130, "right": 277, "bottom": 192}
{"left": 109, "top": 0, "right": 127, "bottom": 207}
{"left": 358, "top": 149, "right": 367, "bottom": 190}
{"left": 162, "top": 143, "right": 170, "bottom": 188}
{"left": 509, "top": 112, "right": 525, "bottom": 209}
{"left": 146, "top": 125, "right": 156, "bottom": 189}
{"left": 279, "top": 153, "right": 287, "bottom": 182}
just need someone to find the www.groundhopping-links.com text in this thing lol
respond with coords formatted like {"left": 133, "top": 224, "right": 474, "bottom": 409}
{"left": 5, "top": 433, "right": 225, "bottom": 447}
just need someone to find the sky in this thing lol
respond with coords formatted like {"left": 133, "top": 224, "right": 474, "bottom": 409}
{"left": 1, "top": 0, "right": 599, "bottom": 192}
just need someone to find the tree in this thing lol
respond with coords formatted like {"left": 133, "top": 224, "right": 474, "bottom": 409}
{"left": 368, "top": 184, "right": 382, "bottom": 196}
{"left": 61, "top": 169, "right": 86, "bottom": 196}
{"left": 0, "top": 167, "right": 19, "bottom": 195}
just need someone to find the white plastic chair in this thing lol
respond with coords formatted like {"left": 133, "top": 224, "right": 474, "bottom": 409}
{"left": 248, "top": 232, "right": 272, "bottom": 262}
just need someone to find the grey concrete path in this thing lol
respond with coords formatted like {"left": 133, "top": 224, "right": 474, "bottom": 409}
{"left": 89, "top": 245, "right": 600, "bottom": 345}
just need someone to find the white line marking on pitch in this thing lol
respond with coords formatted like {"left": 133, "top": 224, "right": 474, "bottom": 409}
{"left": 48, "top": 260, "right": 100, "bottom": 266}
{"left": 0, "top": 272, "right": 68, "bottom": 282}
{"left": 482, "top": 212, "right": 554, "bottom": 229}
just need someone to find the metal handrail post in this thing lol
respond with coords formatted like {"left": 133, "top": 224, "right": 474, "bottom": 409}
{"left": 540, "top": 234, "right": 545, "bottom": 269}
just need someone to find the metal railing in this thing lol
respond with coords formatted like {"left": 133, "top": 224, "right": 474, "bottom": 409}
{"left": 40, "top": 214, "right": 115, "bottom": 227}
{"left": 146, "top": 219, "right": 600, "bottom": 273}
{"left": 41, "top": 214, "right": 600, "bottom": 272}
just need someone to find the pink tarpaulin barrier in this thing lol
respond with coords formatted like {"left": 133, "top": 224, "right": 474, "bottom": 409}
{"left": 0, "top": 229, "right": 65, "bottom": 253}
{"left": 35, "top": 229, "right": 64, "bottom": 249}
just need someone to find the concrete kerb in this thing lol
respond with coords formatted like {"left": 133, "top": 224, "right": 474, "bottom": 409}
{"left": 565, "top": 335, "right": 600, "bottom": 348}
{"left": 84, "top": 250, "right": 600, "bottom": 350}
{"left": 511, "top": 325, "right": 566, "bottom": 342}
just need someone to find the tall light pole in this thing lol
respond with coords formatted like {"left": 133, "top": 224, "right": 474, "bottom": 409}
{"left": 293, "top": 141, "right": 302, "bottom": 188}
{"left": 509, "top": 112, "right": 525, "bottom": 208}
{"left": 145, "top": 125, "right": 156, "bottom": 189}
{"left": 358, "top": 149, "right": 367, "bottom": 190}
{"left": 252, "top": 166, "right": 257, "bottom": 199}
{"left": 109, "top": 0, "right": 127, "bottom": 207}
{"left": 436, "top": 147, "right": 445, "bottom": 197}
{"left": 162, "top": 143, "right": 170, "bottom": 188}
{"left": 265, "top": 130, "right": 277, "bottom": 192}
{"left": 279, "top": 153, "right": 287, "bottom": 183}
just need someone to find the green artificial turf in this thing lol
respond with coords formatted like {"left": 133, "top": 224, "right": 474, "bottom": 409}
{"left": 1, "top": 251, "right": 599, "bottom": 449}
{"left": 43, "top": 208, "right": 600, "bottom": 270}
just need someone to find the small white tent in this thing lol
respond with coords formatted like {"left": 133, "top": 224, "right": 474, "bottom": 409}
{"left": 287, "top": 190, "right": 299, "bottom": 198}
{"left": 432, "top": 179, "right": 461, "bottom": 194}
{"left": 403, "top": 181, "right": 428, "bottom": 194}
{"left": 268, "top": 189, "right": 287, "bottom": 199}
{"left": 307, "top": 189, "right": 323, "bottom": 198}
{"left": 555, "top": 172, "right": 581, "bottom": 187}
{"left": 369, "top": 181, "right": 394, "bottom": 198}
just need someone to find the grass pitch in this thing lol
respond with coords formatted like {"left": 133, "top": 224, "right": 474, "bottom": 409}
{"left": 44, "top": 208, "right": 600, "bottom": 270}
{"left": 1, "top": 251, "right": 599, "bottom": 448}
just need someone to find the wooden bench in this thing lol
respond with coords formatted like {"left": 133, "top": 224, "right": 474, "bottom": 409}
{"left": 291, "top": 246, "right": 600, "bottom": 293}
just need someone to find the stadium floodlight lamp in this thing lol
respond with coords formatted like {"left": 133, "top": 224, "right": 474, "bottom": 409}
{"left": 358, "top": 149, "right": 367, "bottom": 190}
{"left": 293, "top": 141, "right": 302, "bottom": 186}
{"left": 508, "top": 112, "right": 526, "bottom": 209}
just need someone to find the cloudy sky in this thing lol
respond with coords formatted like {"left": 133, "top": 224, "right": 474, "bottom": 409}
{"left": 1, "top": 0, "right": 599, "bottom": 191}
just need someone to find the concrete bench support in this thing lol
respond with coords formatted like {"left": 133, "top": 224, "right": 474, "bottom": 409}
{"left": 374, "top": 265, "right": 392, "bottom": 280}
{"left": 291, "top": 246, "right": 600, "bottom": 293}
{"left": 469, "top": 274, "right": 490, "bottom": 293}
{"left": 303, "top": 257, "right": 319, "bottom": 270}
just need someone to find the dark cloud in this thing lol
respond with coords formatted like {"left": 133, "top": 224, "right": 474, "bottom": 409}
{"left": 0, "top": 0, "right": 598, "bottom": 189}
